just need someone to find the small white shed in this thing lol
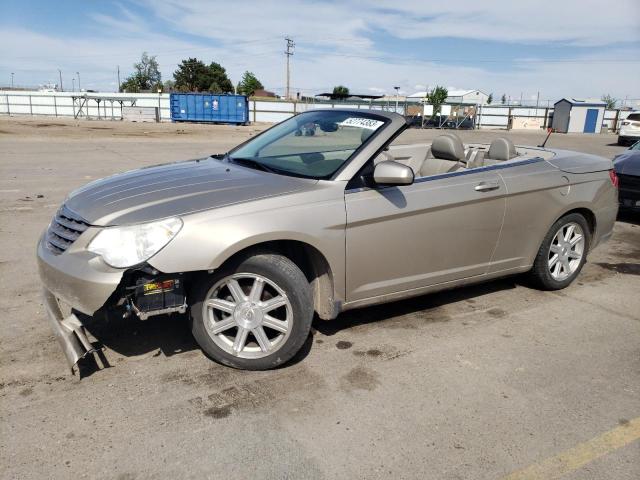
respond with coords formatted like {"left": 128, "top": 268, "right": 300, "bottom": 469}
{"left": 552, "top": 98, "right": 606, "bottom": 133}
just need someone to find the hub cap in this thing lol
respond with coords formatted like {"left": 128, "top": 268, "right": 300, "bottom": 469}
{"left": 548, "top": 222, "right": 585, "bottom": 281}
{"left": 203, "top": 273, "right": 292, "bottom": 359}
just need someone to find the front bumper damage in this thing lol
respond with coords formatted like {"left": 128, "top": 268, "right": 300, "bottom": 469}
{"left": 43, "top": 289, "right": 99, "bottom": 372}
{"left": 38, "top": 232, "right": 188, "bottom": 373}
{"left": 37, "top": 232, "right": 123, "bottom": 372}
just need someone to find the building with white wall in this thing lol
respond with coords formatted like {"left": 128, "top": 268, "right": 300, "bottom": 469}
{"left": 552, "top": 98, "right": 606, "bottom": 133}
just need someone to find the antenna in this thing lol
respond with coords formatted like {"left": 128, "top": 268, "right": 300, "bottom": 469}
{"left": 539, "top": 127, "right": 553, "bottom": 148}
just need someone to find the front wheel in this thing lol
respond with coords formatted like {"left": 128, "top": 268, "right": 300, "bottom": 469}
{"left": 528, "top": 213, "right": 591, "bottom": 290}
{"left": 190, "top": 253, "right": 313, "bottom": 370}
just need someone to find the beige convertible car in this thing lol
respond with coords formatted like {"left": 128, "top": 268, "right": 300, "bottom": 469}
{"left": 37, "top": 109, "right": 618, "bottom": 372}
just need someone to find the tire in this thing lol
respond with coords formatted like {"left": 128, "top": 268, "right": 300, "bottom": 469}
{"left": 189, "top": 252, "right": 313, "bottom": 370}
{"left": 528, "top": 213, "right": 591, "bottom": 290}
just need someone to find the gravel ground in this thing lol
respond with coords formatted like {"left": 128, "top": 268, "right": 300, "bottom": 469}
{"left": 1, "top": 117, "right": 639, "bottom": 479}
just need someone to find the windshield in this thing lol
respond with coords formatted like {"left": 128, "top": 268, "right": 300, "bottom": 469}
{"left": 229, "top": 110, "right": 388, "bottom": 178}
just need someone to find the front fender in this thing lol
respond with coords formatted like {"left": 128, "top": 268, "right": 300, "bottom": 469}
{"left": 147, "top": 182, "right": 347, "bottom": 301}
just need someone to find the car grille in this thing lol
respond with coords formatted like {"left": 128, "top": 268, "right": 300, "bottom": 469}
{"left": 45, "top": 206, "right": 90, "bottom": 255}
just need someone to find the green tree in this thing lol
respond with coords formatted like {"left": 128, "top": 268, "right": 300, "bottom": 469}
{"left": 601, "top": 94, "right": 617, "bottom": 109}
{"left": 487, "top": 93, "right": 493, "bottom": 104}
{"left": 206, "top": 62, "right": 234, "bottom": 93}
{"left": 173, "top": 58, "right": 209, "bottom": 91}
{"left": 501, "top": 93, "right": 507, "bottom": 105}
{"left": 426, "top": 86, "right": 448, "bottom": 118}
{"left": 120, "top": 52, "right": 161, "bottom": 92}
{"left": 163, "top": 79, "right": 175, "bottom": 91}
{"left": 236, "top": 71, "right": 264, "bottom": 96}
{"left": 173, "top": 58, "right": 234, "bottom": 93}
{"left": 332, "top": 85, "right": 350, "bottom": 99}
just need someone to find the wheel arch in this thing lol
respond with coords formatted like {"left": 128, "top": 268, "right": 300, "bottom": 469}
{"left": 215, "top": 239, "right": 339, "bottom": 320}
{"left": 552, "top": 206, "right": 597, "bottom": 245}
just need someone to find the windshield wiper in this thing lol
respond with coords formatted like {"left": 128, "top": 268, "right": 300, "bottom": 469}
{"left": 228, "top": 156, "right": 282, "bottom": 174}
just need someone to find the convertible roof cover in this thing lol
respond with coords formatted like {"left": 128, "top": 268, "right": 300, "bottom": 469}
{"left": 315, "top": 93, "right": 385, "bottom": 100}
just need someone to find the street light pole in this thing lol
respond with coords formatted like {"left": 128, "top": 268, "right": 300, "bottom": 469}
{"left": 394, "top": 86, "right": 400, "bottom": 113}
{"left": 76, "top": 72, "right": 81, "bottom": 92}
{"left": 72, "top": 78, "right": 75, "bottom": 91}
{"left": 11, "top": 73, "right": 14, "bottom": 89}
{"left": 58, "top": 69, "right": 63, "bottom": 92}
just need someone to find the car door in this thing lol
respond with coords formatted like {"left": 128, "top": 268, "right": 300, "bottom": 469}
{"left": 344, "top": 168, "right": 506, "bottom": 302}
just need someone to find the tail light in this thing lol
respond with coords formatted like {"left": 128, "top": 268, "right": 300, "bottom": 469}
{"left": 609, "top": 170, "right": 619, "bottom": 188}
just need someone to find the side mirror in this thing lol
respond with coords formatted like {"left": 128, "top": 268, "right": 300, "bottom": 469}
{"left": 373, "top": 161, "right": 414, "bottom": 186}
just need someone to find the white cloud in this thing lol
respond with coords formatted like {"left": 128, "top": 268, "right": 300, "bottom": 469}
{"left": 1, "top": 0, "right": 639, "bottom": 100}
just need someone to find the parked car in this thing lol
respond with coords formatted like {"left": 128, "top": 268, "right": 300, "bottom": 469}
{"left": 613, "top": 146, "right": 640, "bottom": 210}
{"left": 38, "top": 109, "right": 618, "bottom": 373}
{"left": 618, "top": 112, "right": 640, "bottom": 145}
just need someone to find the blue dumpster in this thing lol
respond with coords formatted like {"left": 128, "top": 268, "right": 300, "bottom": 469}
{"left": 170, "top": 93, "right": 249, "bottom": 124}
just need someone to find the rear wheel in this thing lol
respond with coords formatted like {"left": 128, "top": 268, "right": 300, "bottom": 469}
{"left": 190, "top": 253, "right": 313, "bottom": 370}
{"left": 528, "top": 213, "right": 590, "bottom": 290}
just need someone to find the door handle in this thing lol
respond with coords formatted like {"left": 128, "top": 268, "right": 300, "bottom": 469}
{"left": 474, "top": 181, "right": 500, "bottom": 192}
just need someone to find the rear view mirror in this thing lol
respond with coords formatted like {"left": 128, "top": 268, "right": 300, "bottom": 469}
{"left": 373, "top": 161, "right": 414, "bottom": 186}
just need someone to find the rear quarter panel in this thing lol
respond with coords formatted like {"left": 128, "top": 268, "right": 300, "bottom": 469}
{"left": 489, "top": 159, "right": 617, "bottom": 273}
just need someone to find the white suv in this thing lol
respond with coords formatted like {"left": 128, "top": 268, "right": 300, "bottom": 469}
{"left": 618, "top": 112, "right": 640, "bottom": 145}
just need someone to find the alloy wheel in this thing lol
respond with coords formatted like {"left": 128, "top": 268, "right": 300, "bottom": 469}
{"left": 202, "top": 273, "right": 292, "bottom": 359}
{"left": 548, "top": 222, "right": 585, "bottom": 281}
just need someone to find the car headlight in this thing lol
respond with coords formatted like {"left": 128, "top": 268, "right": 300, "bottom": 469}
{"left": 87, "top": 217, "right": 183, "bottom": 268}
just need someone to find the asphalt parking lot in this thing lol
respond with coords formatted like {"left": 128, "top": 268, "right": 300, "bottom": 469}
{"left": 1, "top": 117, "right": 639, "bottom": 479}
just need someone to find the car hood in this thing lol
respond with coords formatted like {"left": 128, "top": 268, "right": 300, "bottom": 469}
{"left": 613, "top": 151, "right": 640, "bottom": 176}
{"left": 65, "top": 158, "right": 317, "bottom": 226}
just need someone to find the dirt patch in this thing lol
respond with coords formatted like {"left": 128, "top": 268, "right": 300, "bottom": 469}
{"left": 594, "top": 262, "right": 640, "bottom": 276}
{"left": 336, "top": 340, "right": 353, "bottom": 350}
{"left": 352, "top": 345, "right": 411, "bottom": 361}
{"left": 204, "top": 405, "right": 232, "bottom": 419}
{"left": 487, "top": 308, "right": 507, "bottom": 318}
{"left": 190, "top": 365, "right": 324, "bottom": 418}
{"left": 578, "top": 263, "right": 616, "bottom": 283}
{"left": 341, "top": 366, "right": 381, "bottom": 392}
{"left": 18, "top": 387, "right": 33, "bottom": 397}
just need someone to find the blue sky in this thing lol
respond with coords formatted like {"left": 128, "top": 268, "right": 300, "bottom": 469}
{"left": 2, "top": 0, "right": 639, "bottom": 103}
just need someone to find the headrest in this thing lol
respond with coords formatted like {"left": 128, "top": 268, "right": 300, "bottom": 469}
{"left": 488, "top": 138, "right": 517, "bottom": 161}
{"left": 443, "top": 132, "right": 463, "bottom": 144}
{"left": 431, "top": 135, "right": 465, "bottom": 161}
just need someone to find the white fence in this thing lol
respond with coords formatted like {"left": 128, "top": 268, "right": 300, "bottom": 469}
{"left": 474, "top": 105, "right": 623, "bottom": 131}
{"left": 0, "top": 90, "right": 629, "bottom": 131}
{"left": 0, "top": 90, "right": 404, "bottom": 124}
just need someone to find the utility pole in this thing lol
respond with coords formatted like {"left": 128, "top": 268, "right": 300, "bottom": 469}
{"left": 58, "top": 69, "right": 63, "bottom": 92}
{"left": 117, "top": 65, "right": 121, "bottom": 92}
{"left": 76, "top": 72, "right": 81, "bottom": 92}
{"left": 284, "top": 37, "right": 295, "bottom": 100}
{"left": 11, "top": 72, "right": 14, "bottom": 89}
{"left": 394, "top": 86, "right": 400, "bottom": 113}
